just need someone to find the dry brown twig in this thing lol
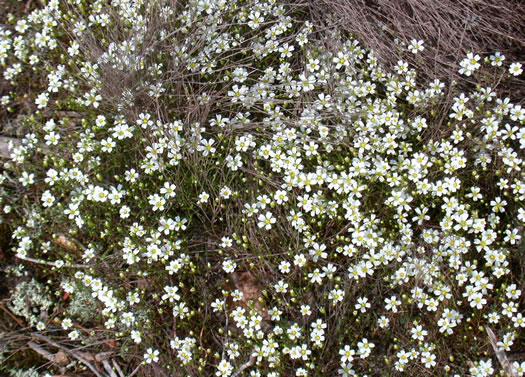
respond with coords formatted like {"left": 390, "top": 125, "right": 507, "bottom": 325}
{"left": 102, "top": 359, "right": 119, "bottom": 377}
{"left": 112, "top": 359, "right": 126, "bottom": 377}
{"left": 27, "top": 342, "right": 69, "bottom": 365}
{"left": 231, "top": 353, "right": 256, "bottom": 377}
{"left": 486, "top": 326, "right": 517, "bottom": 377}
{"left": 29, "top": 339, "right": 120, "bottom": 377}
{"left": 15, "top": 255, "right": 88, "bottom": 269}
{"left": 0, "top": 303, "right": 25, "bottom": 327}
{"left": 312, "top": 0, "right": 525, "bottom": 81}
{"left": 305, "top": 0, "right": 525, "bottom": 146}
{"left": 31, "top": 333, "right": 108, "bottom": 377}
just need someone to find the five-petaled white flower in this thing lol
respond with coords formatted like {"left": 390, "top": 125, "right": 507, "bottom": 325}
{"left": 144, "top": 348, "right": 159, "bottom": 364}
{"left": 257, "top": 211, "right": 276, "bottom": 230}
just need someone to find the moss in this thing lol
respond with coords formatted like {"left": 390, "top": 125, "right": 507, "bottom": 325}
{"left": 7, "top": 279, "right": 52, "bottom": 326}
{"left": 8, "top": 368, "right": 41, "bottom": 377}
{"left": 65, "top": 283, "right": 99, "bottom": 321}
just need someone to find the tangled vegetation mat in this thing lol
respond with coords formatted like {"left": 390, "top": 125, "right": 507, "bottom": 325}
{"left": 0, "top": 0, "right": 524, "bottom": 376}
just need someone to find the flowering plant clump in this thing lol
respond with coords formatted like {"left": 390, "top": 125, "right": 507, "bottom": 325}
{"left": 0, "top": 0, "right": 524, "bottom": 376}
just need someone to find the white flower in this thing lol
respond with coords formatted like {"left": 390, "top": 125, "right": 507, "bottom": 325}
{"left": 293, "top": 253, "right": 307, "bottom": 267}
{"left": 222, "top": 259, "right": 237, "bottom": 273}
{"left": 197, "top": 138, "right": 216, "bottom": 156}
{"left": 160, "top": 182, "right": 177, "bottom": 198}
{"left": 338, "top": 363, "right": 355, "bottom": 377}
{"left": 220, "top": 236, "right": 233, "bottom": 248}
{"left": 68, "top": 41, "right": 80, "bottom": 56}
{"left": 216, "top": 359, "right": 233, "bottom": 376}
{"left": 226, "top": 154, "right": 242, "bottom": 171}
{"left": 378, "top": 315, "right": 390, "bottom": 328}
{"left": 421, "top": 351, "right": 436, "bottom": 368}
{"left": 489, "top": 52, "right": 505, "bottom": 66}
{"left": 512, "top": 313, "right": 525, "bottom": 328}
{"left": 220, "top": 186, "right": 232, "bottom": 199}
{"left": 131, "top": 330, "right": 142, "bottom": 344}
{"left": 35, "top": 92, "right": 49, "bottom": 109}
{"left": 162, "top": 285, "right": 180, "bottom": 302}
{"left": 231, "top": 289, "right": 243, "bottom": 301}
{"left": 44, "top": 131, "right": 60, "bottom": 145}
{"left": 257, "top": 211, "right": 276, "bottom": 230}
{"left": 19, "top": 171, "right": 34, "bottom": 187}
{"left": 247, "top": 11, "right": 264, "bottom": 29}
{"left": 408, "top": 39, "right": 424, "bottom": 54}
{"left": 277, "top": 260, "right": 290, "bottom": 274}
{"left": 411, "top": 324, "right": 428, "bottom": 341}
{"left": 211, "top": 298, "right": 225, "bottom": 312}
{"left": 512, "top": 361, "right": 525, "bottom": 376}
{"left": 92, "top": 186, "right": 109, "bottom": 203}
{"left": 333, "top": 51, "right": 349, "bottom": 69}
{"left": 279, "top": 43, "right": 294, "bottom": 59}
{"left": 41, "top": 190, "right": 55, "bottom": 207}
{"left": 274, "top": 280, "right": 288, "bottom": 293}
{"left": 300, "top": 305, "right": 311, "bottom": 316}
{"left": 506, "top": 284, "right": 522, "bottom": 300}
{"left": 355, "top": 297, "right": 370, "bottom": 313}
{"left": 29, "top": 55, "right": 39, "bottom": 65}
{"left": 137, "top": 113, "right": 153, "bottom": 129}
{"left": 309, "top": 242, "right": 327, "bottom": 262}
{"left": 68, "top": 330, "right": 80, "bottom": 340}
{"left": 274, "top": 189, "right": 289, "bottom": 204}
{"left": 61, "top": 317, "right": 72, "bottom": 330}
{"left": 228, "top": 85, "right": 248, "bottom": 102}
{"left": 125, "top": 169, "right": 139, "bottom": 183}
{"left": 148, "top": 194, "right": 166, "bottom": 211}
{"left": 328, "top": 288, "right": 345, "bottom": 304}
{"left": 173, "top": 216, "right": 187, "bottom": 231}
{"left": 198, "top": 191, "right": 210, "bottom": 203}
{"left": 357, "top": 338, "right": 375, "bottom": 358}
{"left": 509, "top": 62, "right": 523, "bottom": 76}
{"left": 385, "top": 295, "right": 400, "bottom": 312}
{"left": 15, "top": 19, "right": 29, "bottom": 33}
{"left": 100, "top": 137, "right": 115, "bottom": 152}
{"left": 120, "top": 205, "right": 131, "bottom": 219}
{"left": 144, "top": 348, "right": 159, "bottom": 364}
{"left": 287, "top": 322, "right": 302, "bottom": 340}
{"left": 459, "top": 52, "right": 481, "bottom": 76}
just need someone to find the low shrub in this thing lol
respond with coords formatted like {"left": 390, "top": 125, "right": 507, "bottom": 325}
{"left": 0, "top": 0, "right": 523, "bottom": 376}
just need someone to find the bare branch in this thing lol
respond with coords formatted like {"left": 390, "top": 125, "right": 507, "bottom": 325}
{"left": 32, "top": 333, "right": 108, "bottom": 377}
{"left": 231, "top": 354, "right": 256, "bottom": 377}
{"left": 486, "top": 327, "right": 517, "bottom": 377}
